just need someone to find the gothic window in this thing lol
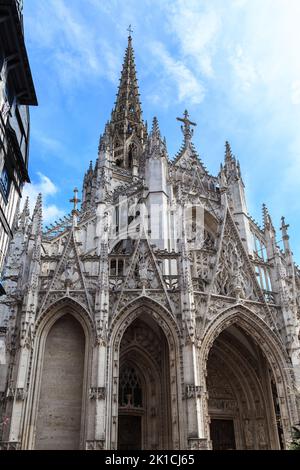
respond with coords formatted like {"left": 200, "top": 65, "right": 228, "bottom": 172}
{"left": 192, "top": 206, "right": 197, "bottom": 233}
{"left": 115, "top": 206, "right": 119, "bottom": 234}
{"left": 128, "top": 143, "right": 136, "bottom": 169}
{"left": 252, "top": 232, "right": 267, "bottom": 261}
{"left": 116, "top": 158, "right": 123, "bottom": 168}
{"left": 185, "top": 205, "right": 203, "bottom": 243}
{"left": 118, "top": 259, "right": 124, "bottom": 275}
{"left": 127, "top": 124, "right": 133, "bottom": 135}
{"left": 255, "top": 264, "right": 273, "bottom": 297}
{"left": 110, "top": 258, "right": 125, "bottom": 276}
{"left": 110, "top": 259, "right": 117, "bottom": 276}
{"left": 119, "top": 366, "right": 143, "bottom": 408}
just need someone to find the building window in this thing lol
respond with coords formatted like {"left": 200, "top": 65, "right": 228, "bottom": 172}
{"left": 110, "top": 259, "right": 117, "bottom": 276}
{"left": 110, "top": 258, "right": 125, "bottom": 276}
{"left": 119, "top": 366, "right": 143, "bottom": 408}
{"left": 0, "top": 165, "right": 11, "bottom": 200}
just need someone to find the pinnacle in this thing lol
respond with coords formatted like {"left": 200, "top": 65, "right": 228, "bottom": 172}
{"left": 31, "top": 193, "right": 43, "bottom": 234}
{"left": 22, "top": 196, "right": 30, "bottom": 217}
{"left": 151, "top": 116, "right": 161, "bottom": 137}
{"left": 262, "top": 203, "right": 273, "bottom": 230}
{"left": 33, "top": 193, "right": 43, "bottom": 217}
{"left": 225, "top": 141, "right": 233, "bottom": 161}
{"left": 262, "top": 203, "right": 268, "bottom": 218}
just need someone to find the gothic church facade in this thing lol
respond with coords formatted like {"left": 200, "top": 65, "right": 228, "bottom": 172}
{"left": 0, "top": 35, "right": 300, "bottom": 450}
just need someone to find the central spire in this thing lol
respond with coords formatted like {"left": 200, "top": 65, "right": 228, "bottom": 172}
{"left": 108, "top": 30, "right": 146, "bottom": 174}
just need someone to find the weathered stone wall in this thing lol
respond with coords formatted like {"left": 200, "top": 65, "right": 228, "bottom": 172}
{"left": 35, "top": 314, "right": 85, "bottom": 450}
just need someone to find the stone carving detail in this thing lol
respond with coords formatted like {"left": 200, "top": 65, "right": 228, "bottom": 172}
{"left": 244, "top": 419, "right": 254, "bottom": 448}
{"left": 120, "top": 321, "right": 162, "bottom": 366}
{"left": 39, "top": 231, "right": 92, "bottom": 315}
{"left": 113, "top": 238, "right": 174, "bottom": 316}
{"left": 89, "top": 387, "right": 106, "bottom": 400}
{"left": 0, "top": 441, "right": 21, "bottom": 450}
{"left": 188, "top": 438, "right": 209, "bottom": 450}
{"left": 85, "top": 440, "right": 105, "bottom": 450}
{"left": 185, "top": 384, "right": 202, "bottom": 399}
{"left": 209, "top": 398, "right": 238, "bottom": 412}
{"left": 256, "top": 419, "right": 267, "bottom": 448}
{"left": 207, "top": 364, "right": 235, "bottom": 400}
{"left": 213, "top": 214, "right": 262, "bottom": 301}
{"left": 6, "top": 387, "right": 27, "bottom": 401}
{"left": 207, "top": 298, "right": 232, "bottom": 321}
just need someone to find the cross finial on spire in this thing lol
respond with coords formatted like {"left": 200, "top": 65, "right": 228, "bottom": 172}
{"left": 176, "top": 110, "right": 196, "bottom": 145}
{"left": 70, "top": 187, "right": 81, "bottom": 213}
{"left": 280, "top": 216, "right": 290, "bottom": 235}
{"left": 127, "top": 24, "right": 133, "bottom": 36}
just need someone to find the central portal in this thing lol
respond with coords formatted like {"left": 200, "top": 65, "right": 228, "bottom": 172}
{"left": 117, "top": 314, "right": 171, "bottom": 450}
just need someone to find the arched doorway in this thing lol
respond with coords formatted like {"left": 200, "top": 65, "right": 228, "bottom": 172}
{"left": 117, "top": 314, "right": 171, "bottom": 450}
{"left": 206, "top": 324, "right": 283, "bottom": 450}
{"left": 35, "top": 314, "right": 85, "bottom": 450}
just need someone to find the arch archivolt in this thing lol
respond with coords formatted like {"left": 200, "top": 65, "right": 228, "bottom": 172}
{"left": 22, "top": 298, "right": 93, "bottom": 450}
{"left": 106, "top": 295, "right": 183, "bottom": 450}
{"left": 199, "top": 304, "right": 298, "bottom": 447}
{"left": 109, "top": 295, "right": 181, "bottom": 343}
{"left": 207, "top": 334, "right": 273, "bottom": 449}
{"left": 36, "top": 296, "right": 96, "bottom": 338}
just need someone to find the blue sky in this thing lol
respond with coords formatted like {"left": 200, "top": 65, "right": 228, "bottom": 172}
{"left": 23, "top": 0, "right": 300, "bottom": 262}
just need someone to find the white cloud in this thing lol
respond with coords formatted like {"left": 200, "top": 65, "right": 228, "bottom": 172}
{"left": 43, "top": 205, "right": 65, "bottom": 224}
{"left": 22, "top": 173, "right": 64, "bottom": 225}
{"left": 229, "top": 45, "right": 258, "bottom": 92}
{"left": 26, "top": 0, "right": 119, "bottom": 87}
{"left": 165, "top": 0, "right": 221, "bottom": 77}
{"left": 150, "top": 41, "right": 205, "bottom": 105}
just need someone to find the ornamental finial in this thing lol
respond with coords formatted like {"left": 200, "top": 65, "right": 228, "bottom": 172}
{"left": 176, "top": 110, "right": 196, "bottom": 145}
{"left": 70, "top": 187, "right": 81, "bottom": 213}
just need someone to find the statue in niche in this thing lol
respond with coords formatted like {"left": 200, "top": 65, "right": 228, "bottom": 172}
{"left": 244, "top": 419, "right": 254, "bottom": 447}
{"left": 257, "top": 421, "right": 267, "bottom": 446}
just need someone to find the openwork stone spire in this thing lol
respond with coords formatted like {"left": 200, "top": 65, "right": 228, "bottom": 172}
{"left": 108, "top": 31, "right": 146, "bottom": 172}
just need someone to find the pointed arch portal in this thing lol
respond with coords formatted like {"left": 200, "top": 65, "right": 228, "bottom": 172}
{"left": 117, "top": 314, "right": 172, "bottom": 450}
{"left": 206, "top": 324, "right": 284, "bottom": 450}
{"left": 108, "top": 297, "right": 182, "bottom": 450}
{"left": 35, "top": 314, "right": 85, "bottom": 450}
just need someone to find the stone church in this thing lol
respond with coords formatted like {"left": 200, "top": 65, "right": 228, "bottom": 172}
{"left": 0, "top": 34, "right": 300, "bottom": 451}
